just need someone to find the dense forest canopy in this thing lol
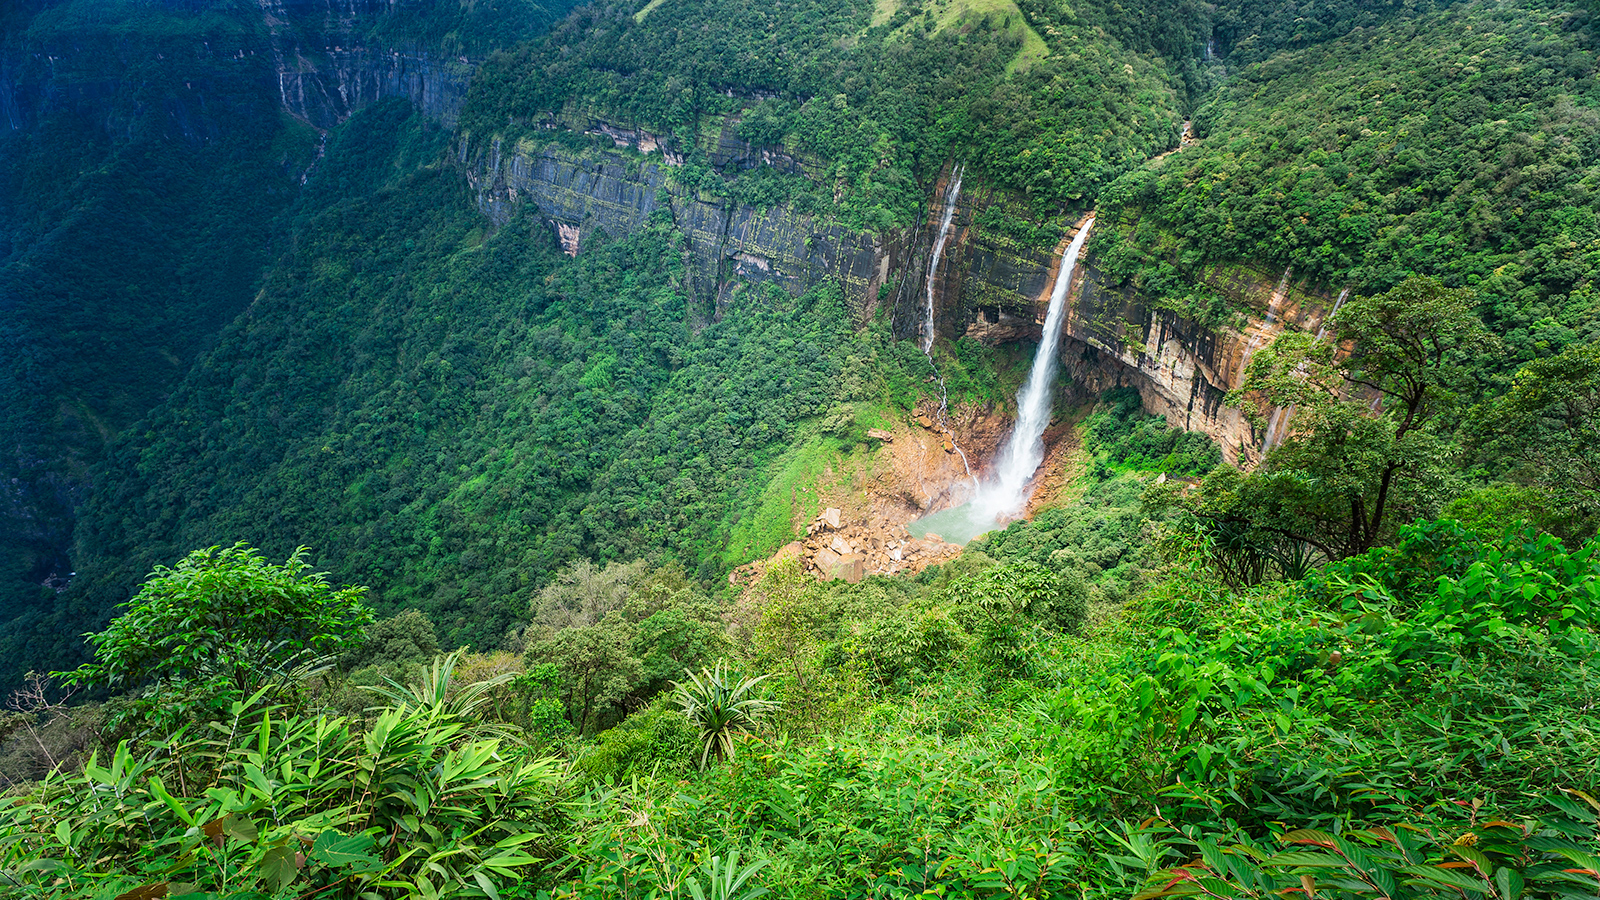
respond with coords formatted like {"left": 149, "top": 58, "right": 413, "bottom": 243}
{"left": 0, "top": 0, "right": 1597, "bottom": 896}
{"left": 1096, "top": 0, "right": 1600, "bottom": 371}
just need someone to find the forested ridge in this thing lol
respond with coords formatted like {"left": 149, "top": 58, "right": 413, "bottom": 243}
{"left": 0, "top": 0, "right": 1598, "bottom": 897}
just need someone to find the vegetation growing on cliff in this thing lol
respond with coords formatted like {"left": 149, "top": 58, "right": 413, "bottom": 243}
{"left": 1095, "top": 0, "right": 1600, "bottom": 374}
{"left": 460, "top": 0, "right": 1184, "bottom": 229}
{"left": 44, "top": 98, "right": 1027, "bottom": 670}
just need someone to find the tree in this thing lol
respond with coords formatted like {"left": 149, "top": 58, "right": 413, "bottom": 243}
{"left": 1192, "top": 277, "right": 1492, "bottom": 566}
{"left": 529, "top": 623, "right": 641, "bottom": 734}
{"left": 945, "top": 559, "right": 1073, "bottom": 676}
{"left": 63, "top": 543, "right": 373, "bottom": 693}
{"left": 1475, "top": 341, "right": 1600, "bottom": 520}
{"left": 340, "top": 608, "right": 439, "bottom": 670}
{"left": 521, "top": 560, "right": 724, "bottom": 732}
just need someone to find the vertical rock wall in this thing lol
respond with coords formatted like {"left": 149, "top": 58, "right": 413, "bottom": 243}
{"left": 957, "top": 234, "right": 1338, "bottom": 465}
{"left": 256, "top": 0, "right": 479, "bottom": 128}
{"left": 465, "top": 116, "right": 1341, "bottom": 463}
{"left": 464, "top": 125, "right": 897, "bottom": 316}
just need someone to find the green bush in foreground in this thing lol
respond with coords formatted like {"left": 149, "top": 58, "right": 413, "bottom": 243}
{"left": 0, "top": 670, "right": 563, "bottom": 899}
{"left": 62, "top": 544, "right": 373, "bottom": 729}
{"left": 1131, "top": 791, "right": 1600, "bottom": 900}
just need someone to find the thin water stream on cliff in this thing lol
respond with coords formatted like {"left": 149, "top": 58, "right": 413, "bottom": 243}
{"left": 917, "top": 167, "right": 976, "bottom": 491}
{"left": 909, "top": 217, "right": 1095, "bottom": 544}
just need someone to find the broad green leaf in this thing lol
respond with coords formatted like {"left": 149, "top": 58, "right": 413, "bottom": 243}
{"left": 310, "top": 829, "right": 381, "bottom": 870}
{"left": 1495, "top": 867, "right": 1525, "bottom": 899}
{"left": 1401, "top": 864, "right": 1490, "bottom": 893}
{"left": 259, "top": 845, "right": 302, "bottom": 891}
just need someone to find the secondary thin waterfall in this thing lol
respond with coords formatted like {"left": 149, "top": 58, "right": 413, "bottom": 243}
{"left": 918, "top": 167, "right": 975, "bottom": 485}
{"left": 974, "top": 216, "right": 1095, "bottom": 519}
{"left": 923, "top": 167, "right": 964, "bottom": 353}
{"left": 1263, "top": 287, "right": 1351, "bottom": 452}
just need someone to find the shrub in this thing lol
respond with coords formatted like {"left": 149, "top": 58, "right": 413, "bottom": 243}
{"left": 674, "top": 661, "right": 778, "bottom": 769}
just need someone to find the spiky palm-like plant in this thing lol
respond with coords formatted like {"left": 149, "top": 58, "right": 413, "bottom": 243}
{"left": 360, "top": 648, "right": 517, "bottom": 733}
{"left": 673, "top": 661, "right": 778, "bottom": 769}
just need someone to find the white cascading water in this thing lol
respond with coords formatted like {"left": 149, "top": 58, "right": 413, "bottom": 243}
{"left": 923, "top": 166, "right": 964, "bottom": 353}
{"left": 908, "top": 216, "right": 1094, "bottom": 543}
{"left": 917, "top": 168, "right": 976, "bottom": 486}
{"left": 972, "top": 217, "right": 1095, "bottom": 519}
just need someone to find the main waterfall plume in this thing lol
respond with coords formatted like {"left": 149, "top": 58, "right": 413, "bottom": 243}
{"left": 910, "top": 217, "right": 1094, "bottom": 543}
{"left": 975, "top": 216, "right": 1094, "bottom": 519}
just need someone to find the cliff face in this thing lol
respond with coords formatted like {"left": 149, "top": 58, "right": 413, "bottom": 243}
{"left": 1054, "top": 257, "right": 1336, "bottom": 465}
{"left": 464, "top": 121, "right": 1329, "bottom": 463}
{"left": 2, "top": 0, "right": 505, "bottom": 139}
{"left": 947, "top": 206, "right": 1335, "bottom": 466}
{"left": 464, "top": 122, "right": 897, "bottom": 315}
{"left": 0, "top": 8, "right": 282, "bottom": 143}
{"left": 256, "top": 0, "right": 478, "bottom": 128}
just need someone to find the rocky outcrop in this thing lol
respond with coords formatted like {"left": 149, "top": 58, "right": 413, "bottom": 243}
{"left": 463, "top": 124, "right": 898, "bottom": 312}
{"left": 1054, "top": 256, "right": 1338, "bottom": 466}
{"left": 953, "top": 219, "right": 1337, "bottom": 465}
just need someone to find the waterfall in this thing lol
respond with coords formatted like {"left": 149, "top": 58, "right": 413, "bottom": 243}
{"left": 1240, "top": 265, "right": 1293, "bottom": 366}
{"left": 923, "top": 167, "right": 964, "bottom": 353}
{"left": 1314, "top": 287, "right": 1350, "bottom": 342}
{"left": 974, "top": 217, "right": 1095, "bottom": 519}
{"left": 917, "top": 167, "right": 976, "bottom": 484}
{"left": 907, "top": 216, "right": 1094, "bottom": 543}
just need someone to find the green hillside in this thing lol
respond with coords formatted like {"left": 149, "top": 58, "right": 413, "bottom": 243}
{"left": 1095, "top": 0, "right": 1600, "bottom": 370}
{"left": 0, "top": 0, "right": 1597, "bottom": 897}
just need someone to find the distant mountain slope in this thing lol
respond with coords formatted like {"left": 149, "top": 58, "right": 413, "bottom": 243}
{"left": 13, "top": 0, "right": 1588, "bottom": 682}
{"left": 1095, "top": 0, "right": 1600, "bottom": 374}
{"left": 62, "top": 102, "right": 879, "bottom": 654}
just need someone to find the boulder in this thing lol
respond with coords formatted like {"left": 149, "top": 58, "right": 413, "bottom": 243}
{"left": 821, "top": 507, "right": 842, "bottom": 530}
{"left": 772, "top": 541, "right": 806, "bottom": 564}
{"left": 830, "top": 535, "right": 851, "bottom": 556}
{"left": 828, "top": 553, "right": 866, "bottom": 583}
{"left": 866, "top": 428, "right": 894, "bottom": 442}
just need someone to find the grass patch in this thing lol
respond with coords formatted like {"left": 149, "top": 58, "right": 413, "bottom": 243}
{"left": 719, "top": 400, "right": 905, "bottom": 567}
{"left": 873, "top": 0, "right": 1046, "bottom": 71}
{"left": 720, "top": 432, "right": 842, "bottom": 567}
{"left": 634, "top": 0, "right": 667, "bottom": 22}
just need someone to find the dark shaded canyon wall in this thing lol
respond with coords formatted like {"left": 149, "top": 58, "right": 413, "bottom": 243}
{"left": 2, "top": 0, "right": 502, "bottom": 139}
{"left": 256, "top": 0, "right": 479, "bottom": 129}
{"left": 0, "top": 8, "right": 283, "bottom": 143}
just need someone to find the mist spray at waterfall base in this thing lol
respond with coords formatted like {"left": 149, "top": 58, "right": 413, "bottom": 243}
{"left": 909, "top": 217, "right": 1095, "bottom": 545}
